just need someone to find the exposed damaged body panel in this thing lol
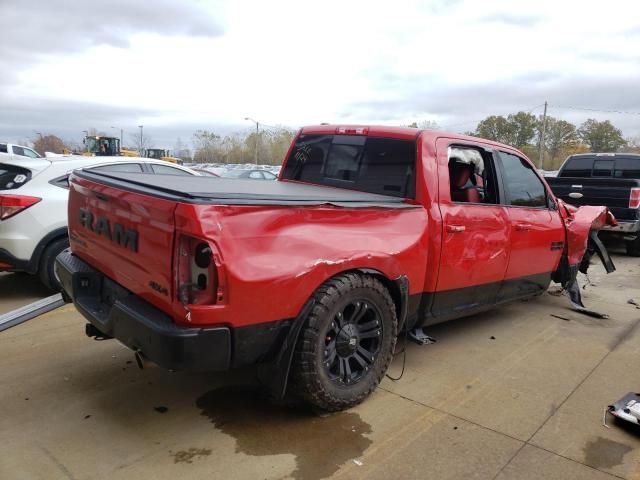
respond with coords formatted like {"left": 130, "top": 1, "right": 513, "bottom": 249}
{"left": 553, "top": 200, "right": 616, "bottom": 309}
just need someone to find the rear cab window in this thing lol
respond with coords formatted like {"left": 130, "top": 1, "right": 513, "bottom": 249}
{"left": 281, "top": 134, "right": 416, "bottom": 198}
{"left": 559, "top": 154, "right": 640, "bottom": 179}
{"left": 559, "top": 156, "right": 594, "bottom": 177}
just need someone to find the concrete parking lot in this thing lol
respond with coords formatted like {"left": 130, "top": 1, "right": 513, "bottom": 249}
{"left": 1, "top": 249, "right": 639, "bottom": 480}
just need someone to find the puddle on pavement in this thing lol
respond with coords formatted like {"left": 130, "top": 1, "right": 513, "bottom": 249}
{"left": 583, "top": 436, "right": 633, "bottom": 470}
{"left": 172, "top": 447, "right": 212, "bottom": 464}
{"left": 196, "top": 386, "right": 372, "bottom": 480}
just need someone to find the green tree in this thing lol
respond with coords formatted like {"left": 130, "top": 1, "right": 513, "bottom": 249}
{"left": 475, "top": 112, "right": 538, "bottom": 148}
{"left": 507, "top": 111, "right": 538, "bottom": 148}
{"left": 475, "top": 115, "right": 513, "bottom": 144}
{"left": 543, "top": 117, "right": 578, "bottom": 162}
{"left": 578, "top": 119, "right": 626, "bottom": 152}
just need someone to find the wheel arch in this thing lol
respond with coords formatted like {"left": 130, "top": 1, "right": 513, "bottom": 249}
{"left": 260, "top": 268, "right": 408, "bottom": 400}
{"left": 28, "top": 227, "right": 69, "bottom": 274}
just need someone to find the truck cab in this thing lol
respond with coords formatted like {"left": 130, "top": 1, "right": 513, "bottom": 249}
{"left": 0, "top": 143, "right": 41, "bottom": 161}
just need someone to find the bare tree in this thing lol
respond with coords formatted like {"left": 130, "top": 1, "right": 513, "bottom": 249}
{"left": 129, "top": 132, "right": 153, "bottom": 154}
{"left": 32, "top": 134, "right": 69, "bottom": 155}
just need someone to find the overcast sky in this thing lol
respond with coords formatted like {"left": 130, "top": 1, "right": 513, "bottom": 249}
{"left": 1, "top": 0, "right": 639, "bottom": 148}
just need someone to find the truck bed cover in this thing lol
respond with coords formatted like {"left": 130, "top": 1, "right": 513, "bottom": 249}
{"left": 73, "top": 170, "right": 418, "bottom": 208}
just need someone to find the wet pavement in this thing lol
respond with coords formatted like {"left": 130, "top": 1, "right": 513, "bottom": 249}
{"left": 0, "top": 250, "right": 639, "bottom": 479}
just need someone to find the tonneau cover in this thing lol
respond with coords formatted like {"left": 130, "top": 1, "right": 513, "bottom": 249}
{"left": 73, "top": 170, "right": 417, "bottom": 208}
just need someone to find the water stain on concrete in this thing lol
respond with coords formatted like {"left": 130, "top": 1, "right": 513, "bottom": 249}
{"left": 583, "top": 436, "right": 633, "bottom": 470}
{"left": 196, "top": 386, "right": 373, "bottom": 480}
{"left": 172, "top": 447, "right": 212, "bottom": 464}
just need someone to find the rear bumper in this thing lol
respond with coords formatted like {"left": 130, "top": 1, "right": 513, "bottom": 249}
{"left": 55, "top": 249, "right": 231, "bottom": 371}
{"left": 0, "top": 248, "right": 29, "bottom": 272}
{"left": 601, "top": 220, "right": 640, "bottom": 235}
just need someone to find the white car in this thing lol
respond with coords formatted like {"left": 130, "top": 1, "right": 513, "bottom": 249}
{"left": 0, "top": 142, "right": 41, "bottom": 161}
{"left": 0, "top": 155, "right": 199, "bottom": 289}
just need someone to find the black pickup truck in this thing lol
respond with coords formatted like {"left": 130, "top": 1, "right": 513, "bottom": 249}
{"left": 546, "top": 153, "right": 640, "bottom": 255}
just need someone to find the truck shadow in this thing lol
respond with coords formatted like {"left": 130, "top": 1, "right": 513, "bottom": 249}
{"left": 0, "top": 272, "right": 52, "bottom": 301}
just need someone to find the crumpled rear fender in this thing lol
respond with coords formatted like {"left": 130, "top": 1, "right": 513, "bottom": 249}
{"left": 558, "top": 199, "right": 617, "bottom": 267}
{"left": 553, "top": 199, "right": 616, "bottom": 309}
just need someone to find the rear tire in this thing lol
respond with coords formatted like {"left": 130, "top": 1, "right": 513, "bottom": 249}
{"left": 626, "top": 237, "right": 640, "bottom": 257}
{"left": 291, "top": 273, "right": 397, "bottom": 412}
{"left": 38, "top": 237, "right": 69, "bottom": 291}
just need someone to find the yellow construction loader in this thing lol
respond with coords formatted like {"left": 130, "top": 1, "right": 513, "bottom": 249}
{"left": 81, "top": 136, "right": 139, "bottom": 157}
{"left": 144, "top": 148, "right": 182, "bottom": 164}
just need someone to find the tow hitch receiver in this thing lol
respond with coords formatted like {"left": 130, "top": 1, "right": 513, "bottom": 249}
{"left": 85, "top": 323, "right": 112, "bottom": 341}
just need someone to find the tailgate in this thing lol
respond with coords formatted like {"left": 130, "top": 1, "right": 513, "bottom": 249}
{"left": 68, "top": 172, "right": 177, "bottom": 314}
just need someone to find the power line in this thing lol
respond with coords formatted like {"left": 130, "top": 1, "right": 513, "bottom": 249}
{"left": 441, "top": 103, "right": 546, "bottom": 131}
{"left": 551, "top": 105, "right": 640, "bottom": 116}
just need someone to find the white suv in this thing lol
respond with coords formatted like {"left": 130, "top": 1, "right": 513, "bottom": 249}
{"left": 0, "top": 155, "right": 199, "bottom": 289}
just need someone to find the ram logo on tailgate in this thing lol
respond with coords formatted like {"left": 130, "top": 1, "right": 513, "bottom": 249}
{"left": 78, "top": 208, "right": 138, "bottom": 252}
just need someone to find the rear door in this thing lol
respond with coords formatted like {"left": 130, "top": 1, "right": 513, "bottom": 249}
{"left": 496, "top": 151, "right": 564, "bottom": 300}
{"left": 431, "top": 139, "right": 510, "bottom": 320}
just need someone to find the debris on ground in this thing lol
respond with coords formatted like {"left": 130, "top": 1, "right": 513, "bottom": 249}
{"left": 551, "top": 314, "right": 571, "bottom": 321}
{"left": 627, "top": 299, "right": 640, "bottom": 309}
{"left": 352, "top": 459, "right": 363, "bottom": 466}
{"left": 604, "top": 393, "right": 640, "bottom": 429}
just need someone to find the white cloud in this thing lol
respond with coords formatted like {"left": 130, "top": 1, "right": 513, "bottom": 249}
{"left": 2, "top": 0, "right": 640, "bottom": 145}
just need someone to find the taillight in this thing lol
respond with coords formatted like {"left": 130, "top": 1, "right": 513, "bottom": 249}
{"left": 335, "top": 126, "right": 369, "bottom": 135}
{"left": 0, "top": 195, "right": 41, "bottom": 220}
{"left": 630, "top": 188, "right": 640, "bottom": 209}
{"left": 176, "top": 235, "right": 224, "bottom": 306}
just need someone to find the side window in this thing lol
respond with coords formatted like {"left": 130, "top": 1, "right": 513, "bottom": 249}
{"left": 499, "top": 152, "right": 547, "bottom": 208}
{"left": 88, "top": 163, "right": 143, "bottom": 173}
{"left": 248, "top": 171, "right": 263, "bottom": 179}
{"left": 23, "top": 148, "right": 40, "bottom": 158}
{"left": 49, "top": 175, "right": 70, "bottom": 189}
{"left": 150, "top": 164, "right": 192, "bottom": 175}
{"left": 593, "top": 159, "right": 614, "bottom": 177}
{"left": 0, "top": 144, "right": 7, "bottom": 153}
{"left": 615, "top": 158, "right": 640, "bottom": 179}
{"left": 448, "top": 146, "right": 498, "bottom": 204}
{"left": 12, "top": 146, "right": 26, "bottom": 157}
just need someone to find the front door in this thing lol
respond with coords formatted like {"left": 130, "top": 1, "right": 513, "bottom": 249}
{"left": 495, "top": 151, "right": 565, "bottom": 300}
{"left": 429, "top": 139, "right": 511, "bottom": 322}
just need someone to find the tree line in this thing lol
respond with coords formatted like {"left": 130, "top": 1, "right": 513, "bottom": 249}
{"left": 468, "top": 114, "right": 636, "bottom": 169}
{"left": 25, "top": 116, "right": 639, "bottom": 169}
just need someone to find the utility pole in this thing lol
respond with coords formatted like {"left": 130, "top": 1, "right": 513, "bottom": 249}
{"left": 244, "top": 117, "right": 259, "bottom": 164}
{"left": 138, "top": 125, "right": 144, "bottom": 155}
{"left": 538, "top": 101, "right": 548, "bottom": 169}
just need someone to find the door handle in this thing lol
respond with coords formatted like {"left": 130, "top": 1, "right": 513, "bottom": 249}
{"left": 446, "top": 225, "right": 466, "bottom": 233}
{"left": 569, "top": 192, "right": 583, "bottom": 199}
{"left": 515, "top": 223, "right": 531, "bottom": 231}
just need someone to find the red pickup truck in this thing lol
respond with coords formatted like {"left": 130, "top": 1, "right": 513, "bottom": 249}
{"left": 56, "top": 125, "right": 615, "bottom": 411}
